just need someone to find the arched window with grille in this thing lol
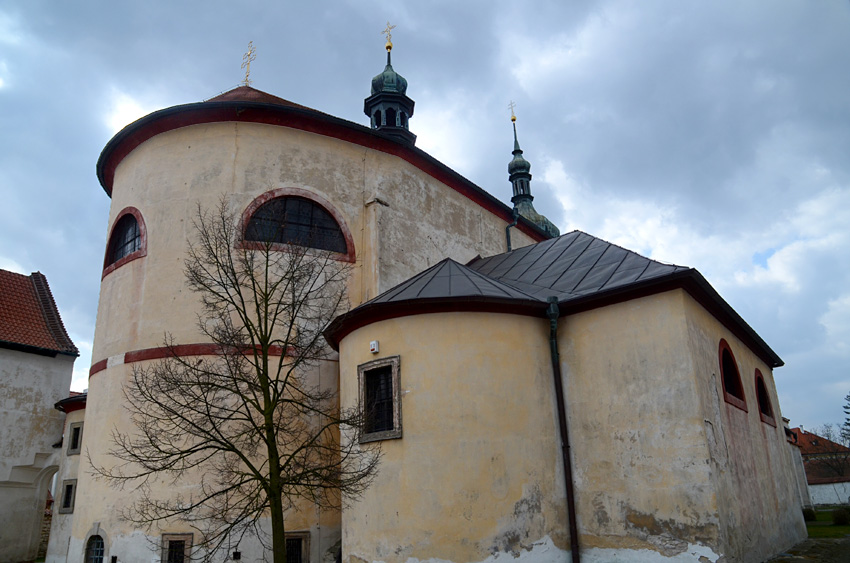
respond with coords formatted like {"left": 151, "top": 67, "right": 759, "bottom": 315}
{"left": 242, "top": 190, "right": 353, "bottom": 261}
{"left": 103, "top": 207, "right": 147, "bottom": 277}
{"left": 719, "top": 339, "right": 747, "bottom": 412}
{"left": 85, "top": 535, "right": 105, "bottom": 563}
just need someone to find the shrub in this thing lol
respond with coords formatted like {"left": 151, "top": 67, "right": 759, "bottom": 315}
{"left": 832, "top": 508, "right": 850, "bottom": 526}
{"left": 802, "top": 507, "right": 816, "bottom": 522}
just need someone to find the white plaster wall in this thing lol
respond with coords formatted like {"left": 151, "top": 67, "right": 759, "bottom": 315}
{"left": 810, "top": 482, "right": 850, "bottom": 506}
{"left": 0, "top": 347, "right": 72, "bottom": 562}
{"left": 46, "top": 407, "right": 85, "bottom": 563}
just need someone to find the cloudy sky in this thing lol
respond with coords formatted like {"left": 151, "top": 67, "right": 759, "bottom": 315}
{"left": 1, "top": 1, "right": 848, "bottom": 430}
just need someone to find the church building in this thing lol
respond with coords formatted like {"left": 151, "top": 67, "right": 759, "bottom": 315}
{"left": 53, "top": 34, "right": 806, "bottom": 563}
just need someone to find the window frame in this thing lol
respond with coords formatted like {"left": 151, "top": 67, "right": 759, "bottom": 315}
{"left": 239, "top": 188, "right": 355, "bottom": 263}
{"left": 59, "top": 479, "right": 77, "bottom": 514}
{"left": 285, "top": 531, "right": 311, "bottom": 563}
{"left": 358, "top": 355, "right": 402, "bottom": 443}
{"left": 754, "top": 369, "right": 777, "bottom": 427}
{"left": 67, "top": 421, "right": 84, "bottom": 455}
{"left": 161, "top": 533, "right": 193, "bottom": 563}
{"left": 718, "top": 339, "right": 747, "bottom": 412}
{"left": 85, "top": 535, "right": 105, "bottom": 563}
{"left": 102, "top": 206, "right": 147, "bottom": 279}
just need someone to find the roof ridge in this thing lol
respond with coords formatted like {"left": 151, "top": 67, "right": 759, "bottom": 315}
{"left": 453, "top": 259, "right": 541, "bottom": 301}
{"left": 29, "top": 272, "right": 79, "bottom": 356}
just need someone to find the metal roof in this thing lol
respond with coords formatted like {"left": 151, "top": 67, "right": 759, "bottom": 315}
{"left": 369, "top": 258, "right": 540, "bottom": 304}
{"left": 325, "top": 231, "right": 783, "bottom": 368}
{"left": 467, "top": 230, "right": 690, "bottom": 301}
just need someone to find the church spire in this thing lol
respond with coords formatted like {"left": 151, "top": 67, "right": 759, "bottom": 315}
{"left": 506, "top": 104, "right": 560, "bottom": 238}
{"left": 364, "top": 22, "right": 416, "bottom": 144}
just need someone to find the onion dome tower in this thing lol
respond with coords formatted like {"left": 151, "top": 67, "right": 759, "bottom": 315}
{"left": 364, "top": 25, "right": 416, "bottom": 144}
{"left": 508, "top": 111, "right": 559, "bottom": 238}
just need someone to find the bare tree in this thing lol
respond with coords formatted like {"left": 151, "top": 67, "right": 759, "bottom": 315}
{"left": 94, "top": 200, "right": 380, "bottom": 563}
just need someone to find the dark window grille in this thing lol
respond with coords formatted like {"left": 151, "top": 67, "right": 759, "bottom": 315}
{"left": 365, "top": 366, "right": 394, "bottom": 433}
{"left": 167, "top": 540, "right": 185, "bottom": 563}
{"left": 70, "top": 426, "right": 81, "bottom": 450}
{"left": 106, "top": 214, "right": 141, "bottom": 265}
{"left": 245, "top": 197, "right": 346, "bottom": 254}
{"left": 85, "top": 535, "right": 104, "bottom": 563}
{"left": 286, "top": 538, "right": 303, "bottom": 563}
{"left": 756, "top": 375, "right": 773, "bottom": 418}
{"left": 721, "top": 349, "right": 744, "bottom": 400}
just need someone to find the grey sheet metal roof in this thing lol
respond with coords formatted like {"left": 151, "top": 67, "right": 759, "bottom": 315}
{"left": 467, "top": 230, "right": 690, "bottom": 301}
{"left": 369, "top": 258, "right": 541, "bottom": 303}
{"left": 325, "top": 230, "right": 782, "bottom": 368}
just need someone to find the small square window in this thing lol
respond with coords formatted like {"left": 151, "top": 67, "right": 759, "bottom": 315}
{"left": 67, "top": 422, "right": 83, "bottom": 455}
{"left": 285, "top": 532, "right": 310, "bottom": 563}
{"left": 358, "top": 356, "right": 401, "bottom": 443}
{"left": 58, "top": 479, "right": 77, "bottom": 514}
{"left": 161, "top": 533, "right": 193, "bottom": 563}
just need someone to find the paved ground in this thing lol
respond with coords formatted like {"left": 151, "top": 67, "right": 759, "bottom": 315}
{"left": 766, "top": 537, "right": 850, "bottom": 562}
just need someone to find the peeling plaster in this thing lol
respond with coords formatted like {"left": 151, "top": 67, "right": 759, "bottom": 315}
{"left": 352, "top": 536, "right": 724, "bottom": 563}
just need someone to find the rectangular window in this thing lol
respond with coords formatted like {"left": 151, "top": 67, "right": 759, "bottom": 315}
{"left": 358, "top": 356, "right": 401, "bottom": 443}
{"left": 285, "top": 532, "right": 310, "bottom": 563}
{"left": 67, "top": 422, "right": 83, "bottom": 455}
{"left": 58, "top": 479, "right": 77, "bottom": 514}
{"left": 161, "top": 534, "right": 193, "bottom": 563}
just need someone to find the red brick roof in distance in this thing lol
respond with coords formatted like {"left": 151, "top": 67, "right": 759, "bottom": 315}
{"left": 790, "top": 427, "right": 850, "bottom": 456}
{"left": 0, "top": 269, "right": 78, "bottom": 356}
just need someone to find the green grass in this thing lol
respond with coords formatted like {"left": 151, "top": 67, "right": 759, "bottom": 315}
{"left": 806, "top": 508, "right": 850, "bottom": 539}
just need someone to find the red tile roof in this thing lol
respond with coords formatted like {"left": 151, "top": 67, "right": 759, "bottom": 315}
{"left": 0, "top": 269, "right": 78, "bottom": 356}
{"left": 790, "top": 427, "right": 850, "bottom": 456}
{"left": 206, "top": 86, "right": 314, "bottom": 111}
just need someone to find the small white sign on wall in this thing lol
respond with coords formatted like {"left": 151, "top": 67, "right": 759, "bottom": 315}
{"left": 369, "top": 340, "right": 379, "bottom": 353}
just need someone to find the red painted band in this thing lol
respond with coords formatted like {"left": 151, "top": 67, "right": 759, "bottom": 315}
{"left": 96, "top": 102, "right": 548, "bottom": 243}
{"left": 89, "top": 343, "right": 288, "bottom": 379}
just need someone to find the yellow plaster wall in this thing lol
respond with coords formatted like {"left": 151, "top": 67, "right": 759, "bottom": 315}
{"left": 558, "top": 291, "right": 720, "bottom": 554}
{"left": 339, "top": 312, "right": 568, "bottom": 563}
{"left": 681, "top": 293, "right": 806, "bottom": 562}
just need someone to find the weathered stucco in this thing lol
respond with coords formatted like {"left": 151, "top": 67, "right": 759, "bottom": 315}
{"left": 45, "top": 407, "right": 85, "bottom": 563}
{"left": 0, "top": 348, "right": 71, "bottom": 563}
{"left": 336, "top": 289, "right": 804, "bottom": 563}
{"left": 339, "top": 312, "right": 568, "bottom": 563}
{"left": 682, "top": 292, "right": 806, "bottom": 561}
{"left": 76, "top": 119, "right": 535, "bottom": 562}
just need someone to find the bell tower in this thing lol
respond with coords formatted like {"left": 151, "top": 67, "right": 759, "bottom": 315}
{"left": 507, "top": 106, "right": 559, "bottom": 238}
{"left": 364, "top": 23, "right": 416, "bottom": 144}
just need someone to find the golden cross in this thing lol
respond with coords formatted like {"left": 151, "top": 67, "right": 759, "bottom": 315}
{"left": 241, "top": 41, "right": 257, "bottom": 86}
{"left": 508, "top": 100, "right": 517, "bottom": 122}
{"left": 382, "top": 21, "right": 397, "bottom": 50}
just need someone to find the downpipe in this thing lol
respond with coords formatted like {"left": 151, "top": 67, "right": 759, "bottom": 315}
{"left": 546, "top": 296, "right": 581, "bottom": 563}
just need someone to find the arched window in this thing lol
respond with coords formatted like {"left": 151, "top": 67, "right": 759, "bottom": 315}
{"left": 755, "top": 370, "right": 776, "bottom": 426}
{"left": 386, "top": 107, "right": 397, "bottom": 127}
{"left": 245, "top": 196, "right": 347, "bottom": 254}
{"left": 373, "top": 110, "right": 382, "bottom": 128}
{"left": 107, "top": 214, "right": 140, "bottom": 264}
{"left": 103, "top": 207, "right": 147, "bottom": 277}
{"left": 719, "top": 339, "right": 747, "bottom": 412}
{"left": 85, "top": 535, "right": 105, "bottom": 563}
